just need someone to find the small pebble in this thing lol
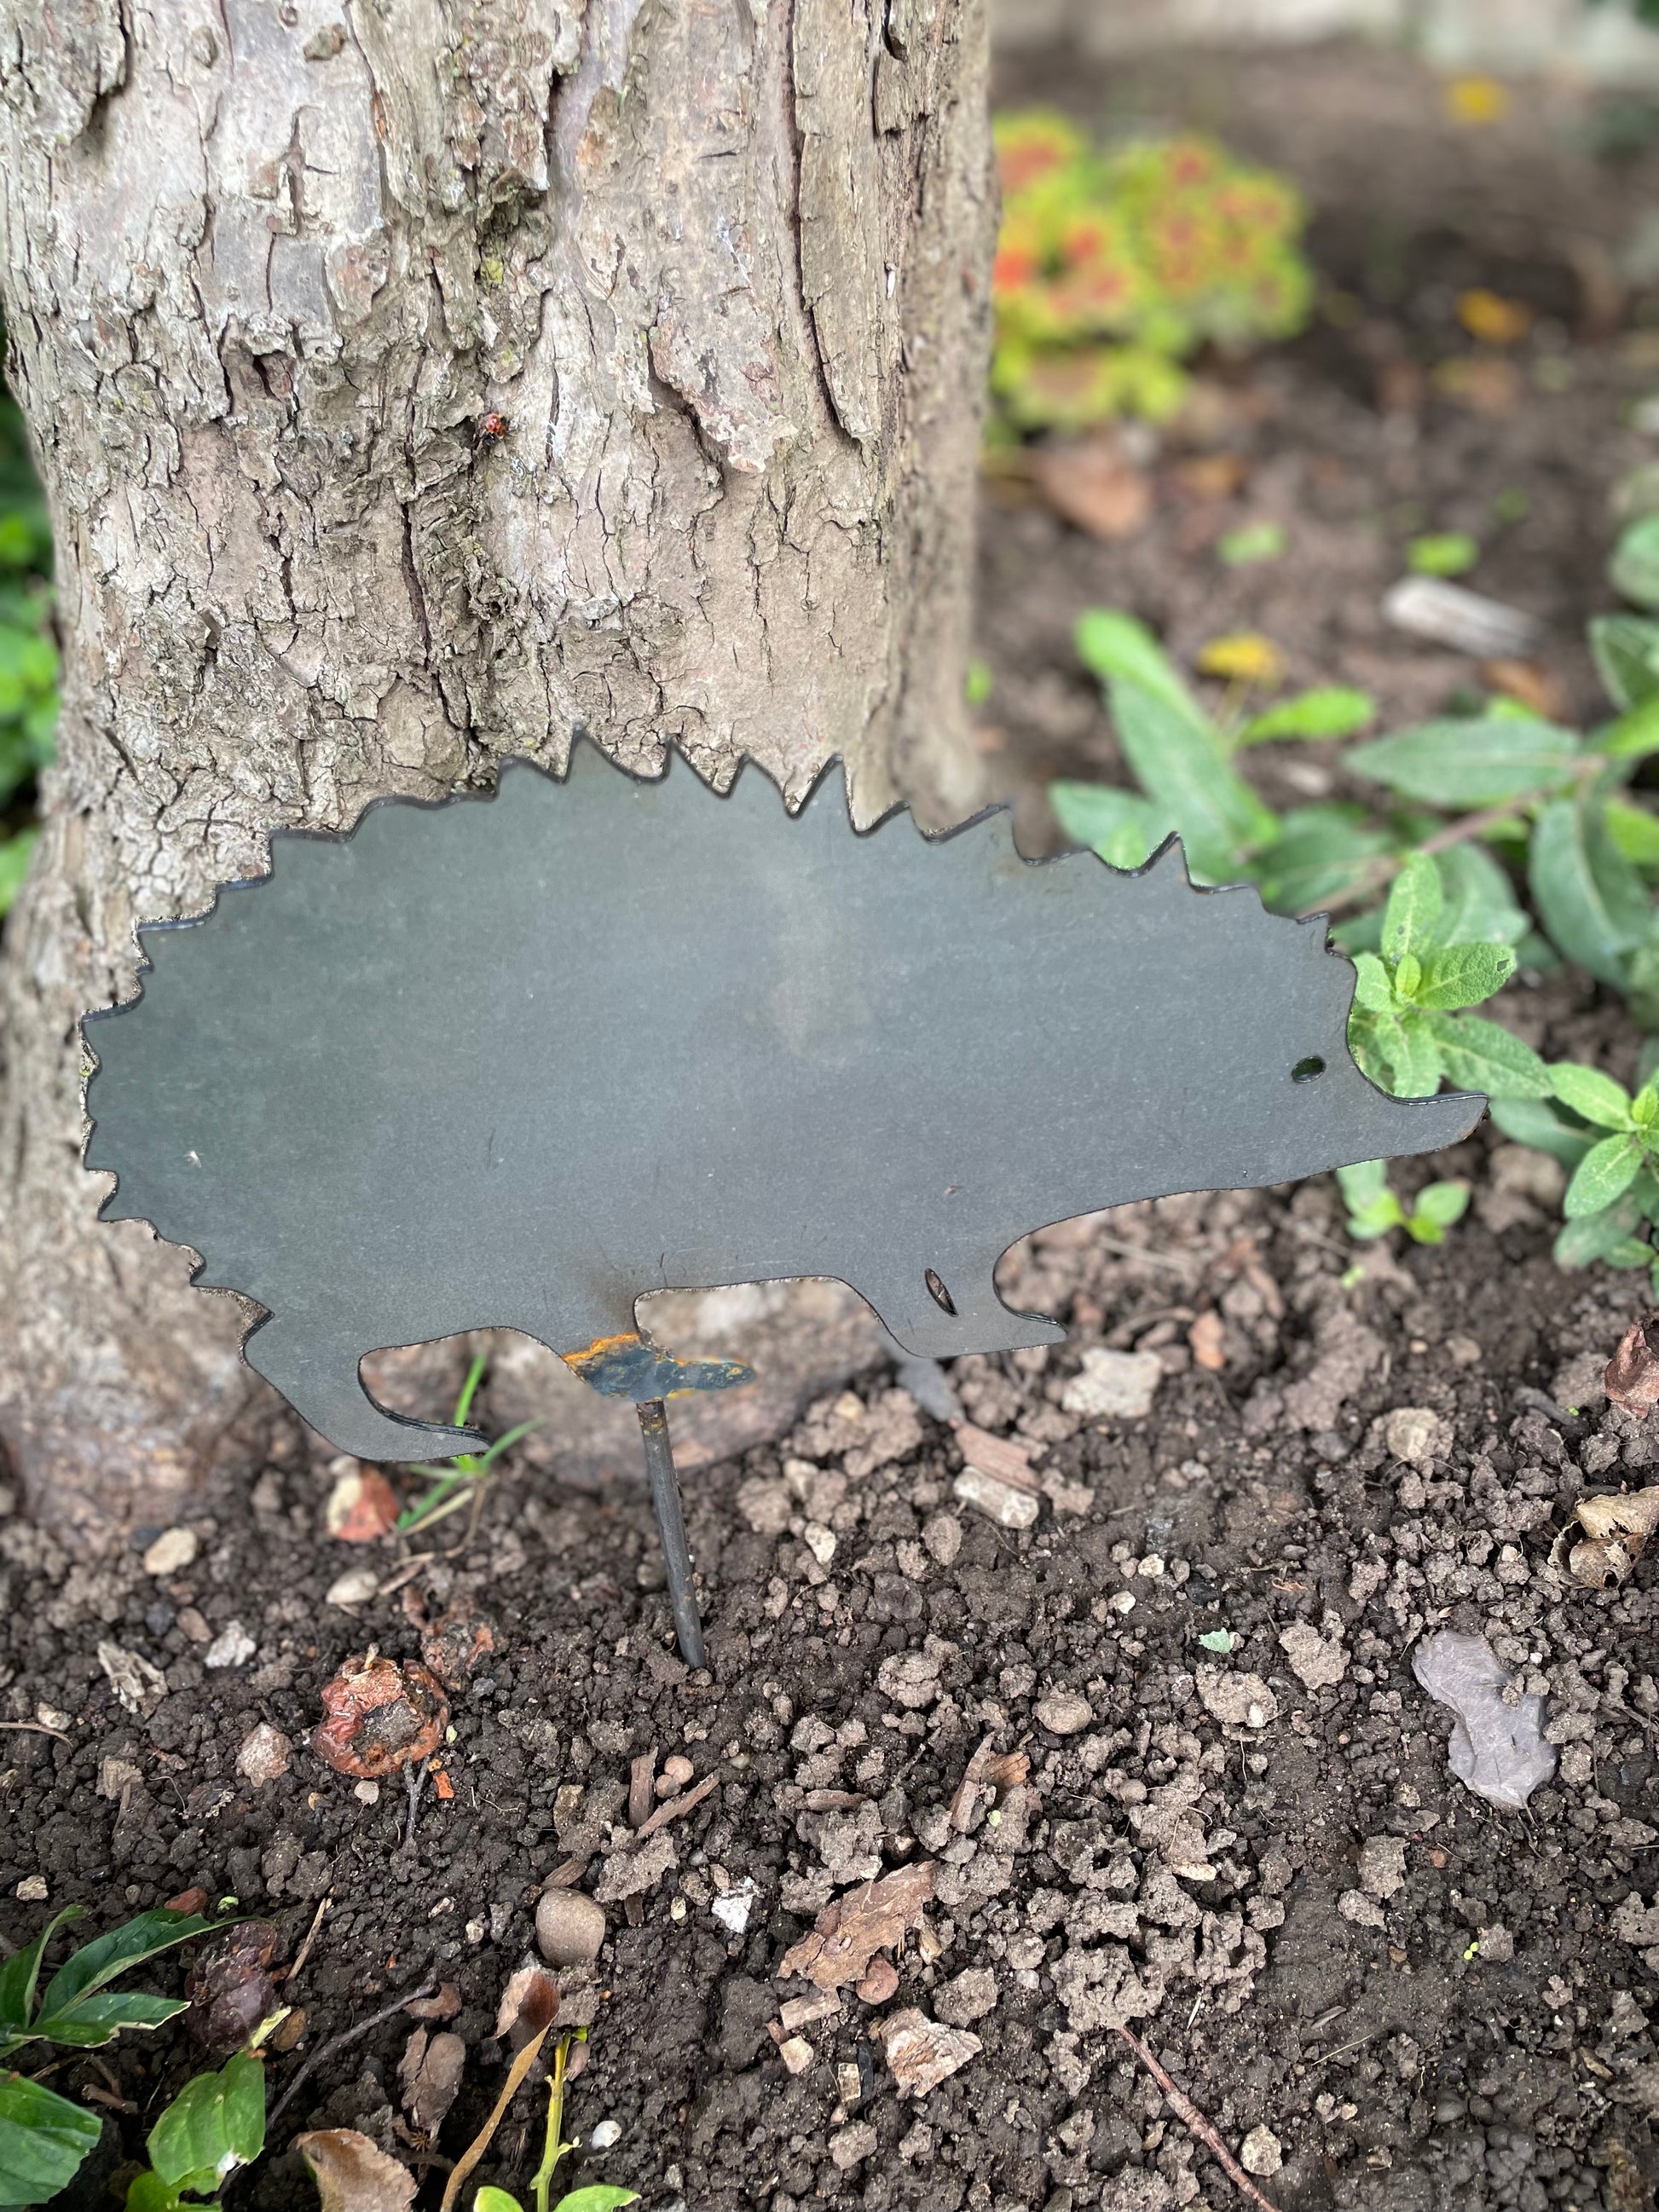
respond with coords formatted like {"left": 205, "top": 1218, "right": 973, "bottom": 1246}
{"left": 1108, "top": 1590, "right": 1136, "bottom": 1614}
{"left": 712, "top": 1878, "right": 757, "bottom": 1936}
{"left": 803, "top": 1522, "right": 837, "bottom": 1565}
{"left": 205, "top": 1622, "right": 256, "bottom": 1669}
{"left": 1240, "top": 2124, "right": 1282, "bottom": 2177}
{"left": 589, "top": 2120, "right": 621, "bottom": 2151}
{"left": 1060, "top": 1347, "right": 1161, "bottom": 1419}
{"left": 236, "top": 1723, "right": 292, "bottom": 1788}
{"left": 142, "top": 1527, "right": 199, "bottom": 1577}
{"left": 354, "top": 1781, "right": 381, "bottom": 1805}
{"left": 1382, "top": 1405, "right": 1450, "bottom": 1466}
{"left": 778, "top": 2035, "right": 813, "bottom": 2075}
{"left": 1136, "top": 1554, "right": 1165, "bottom": 1579}
{"left": 954, "top": 1468, "right": 1038, "bottom": 1529}
{"left": 325, "top": 1567, "right": 380, "bottom": 1608}
{"left": 661, "top": 1753, "right": 695, "bottom": 1791}
{"left": 536, "top": 1886, "right": 607, "bottom": 1967}
{"left": 1034, "top": 1690, "right": 1092, "bottom": 1736}
{"left": 14, "top": 1874, "right": 47, "bottom": 1903}
{"left": 857, "top": 1957, "right": 899, "bottom": 2004}
{"left": 922, "top": 1512, "right": 962, "bottom": 1567}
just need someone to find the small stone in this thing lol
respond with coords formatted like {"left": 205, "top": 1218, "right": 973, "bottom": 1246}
{"left": 588, "top": 2120, "right": 621, "bottom": 2151}
{"left": 535, "top": 1887, "right": 606, "bottom": 1967}
{"left": 1279, "top": 1620, "right": 1347, "bottom": 1690}
{"left": 803, "top": 1522, "right": 837, "bottom": 1566}
{"left": 778, "top": 2035, "right": 813, "bottom": 2075}
{"left": 712, "top": 1877, "right": 756, "bottom": 1936}
{"left": 830, "top": 2122, "right": 877, "bottom": 2170}
{"left": 1240, "top": 2124, "right": 1282, "bottom": 2177}
{"left": 662, "top": 1753, "right": 695, "bottom": 1790}
{"left": 325, "top": 1568, "right": 380, "bottom": 1609}
{"left": 1034, "top": 1690, "right": 1092, "bottom": 1737}
{"left": 1358, "top": 1835, "right": 1408, "bottom": 1902}
{"left": 922, "top": 1513, "right": 962, "bottom": 1567}
{"left": 205, "top": 1622, "right": 256, "bottom": 1669}
{"left": 1338, "top": 1889, "right": 1386, "bottom": 1929}
{"left": 1382, "top": 1406, "right": 1451, "bottom": 1466}
{"left": 934, "top": 1967, "right": 997, "bottom": 2027}
{"left": 1136, "top": 1554, "right": 1165, "bottom": 1579}
{"left": 954, "top": 1468, "right": 1038, "bottom": 1528}
{"left": 1060, "top": 1347, "right": 1161, "bottom": 1420}
{"left": 237, "top": 1723, "right": 292, "bottom": 1788}
{"left": 1108, "top": 1590, "right": 1136, "bottom": 1614}
{"left": 354, "top": 1781, "right": 381, "bottom": 1805}
{"left": 856, "top": 1957, "right": 899, "bottom": 2005}
{"left": 142, "top": 1527, "right": 199, "bottom": 1577}
{"left": 14, "top": 1875, "right": 47, "bottom": 1903}
{"left": 1196, "top": 1668, "right": 1278, "bottom": 1730}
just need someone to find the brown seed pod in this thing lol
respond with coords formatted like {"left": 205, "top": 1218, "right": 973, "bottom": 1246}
{"left": 186, "top": 1920, "right": 282, "bottom": 2049}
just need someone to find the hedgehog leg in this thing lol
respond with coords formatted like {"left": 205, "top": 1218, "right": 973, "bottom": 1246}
{"left": 856, "top": 1253, "right": 1067, "bottom": 1361}
{"left": 242, "top": 1318, "right": 488, "bottom": 1464}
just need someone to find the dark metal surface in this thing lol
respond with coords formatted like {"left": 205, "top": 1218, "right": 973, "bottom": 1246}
{"left": 638, "top": 1400, "right": 706, "bottom": 1668}
{"left": 84, "top": 742, "right": 1483, "bottom": 1462}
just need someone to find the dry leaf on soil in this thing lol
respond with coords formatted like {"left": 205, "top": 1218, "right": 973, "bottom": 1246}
{"left": 398, "top": 2027, "right": 466, "bottom": 2137}
{"left": 494, "top": 1963, "right": 560, "bottom": 2047}
{"left": 1605, "top": 1314, "right": 1659, "bottom": 1421}
{"left": 297, "top": 2130, "right": 417, "bottom": 2212}
{"left": 311, "top": 1652, "right": 449, "bottom": 1779}
{"left": 1026, "top": 435, "right": 1152, "bottom": 541}
{"left": 877, "top": 2007, "right": 982, "bottom": 2098}
{"left": 324, "top": 1463, "right": 401, "bottom": 1543}
{"left": 1552, "top": 1487, "right": 1659, "bottom": 1588}
{"left": 186, "top": 1921, "right": 281, "bottom": 2051}
{"left": 778, "top": 1863, "right": 935, "bottom": 1992}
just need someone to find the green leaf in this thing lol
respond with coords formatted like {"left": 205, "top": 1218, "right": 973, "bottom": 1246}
{"left": 1407, "top": 531, "right": 1478, "bottom": 577}
{"left": 1564, "top": 1133, "right": 1644, "bottom": 1217}
{"left": 1413, "top": 1180, "right": 1471, "bottom": 1229}
{"left": 1217, "top": 521, "right": 1287, "bottom": 567}
{"left": 1381, "top": 853, "right": 1443, "bottom": 963}
{"left": 34, "top": 1995, "right": 188, "bottom": 2049}
{"left": 0, "top": 2074, "right": 102, "bottom": 2209}
{"left": 1529, "top": 795, "right": 1654, "bottom": 987}
{"left": 1598, "top": 694, "right": 1659, "bottom": 766}
{"left": 1336, "top": 1158, "right": 1390, "bottom": 1209}
{"left": 1612, "top": 512, "right": 1659, "bottom": 609}
{"left": 1430, "top": 843, "right": 1529, "bottom": 947}
{"left": 1049, "top": 782, "right": 1169, "bottom": 872}
{"left": 474, "top": 2190, "right": 524, "bottom": 2212}
{"left": 1549, "top": 1061, "right": 1634, "bottom": 1129}
{"left": 0, "top": 1912, "right": 82, "bottom": 2035}
{"left": 551, "top": 2189, "right": 640, "bottom": 2212}
{"left": 147, "top": 2053, "right": 265, "bottom": 2193}
{"left": 1350, "top": 718, "right": 1581, "bottom": 807}
{"left": 1373, "top": 1008, "right": 1443, "bottom": 1098}
{"left": 1488, "top": 1095, "right": 1597, "bottom": 1165}
{"left": 1238, "top": 686, "right": 1376, "bottom": 744}
{"left": 1074, "top": 611, "right": 1205, "bottom": 729}
{"left": 1350, "top": 951, "right": 1393, "bottom": 1013}
{"left": 1246, "top": 806, "right": 1391, "bottom": 913}
{"left": 125, "top": 2171, "right": 181, "bottom": 2212}
{"left": 38, "top": 1912, "right": 225, "bottom": 2025}
{"left": 1604, "top": 798, "right": 1659, "bottom": 872}
{"left": 1414, "top": 943, "right": 1516, "bottom": 1009}
{"left": 1553, "top": 1188, "right": 1648, "bottom": 1267}
{"left": 0, "top": 834, "right": 36, "bottom": 921}
{"left": 1589, "top": 612, "right": 1659, "bottom": 710}
{"left": 1395, "top": 951, "right": 1423, "bottom": 1000}
{"left": 1110, "top": 680, "right": 1277, "bottom": 883}
{"left": 1419, "top": 1012, "right": 1552, "bottom": 1100}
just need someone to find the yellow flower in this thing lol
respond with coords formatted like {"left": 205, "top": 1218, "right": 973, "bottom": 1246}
{"left": 1197, "top": 632, "right": 1285, "bottom": 689}
{"left": 1456, "top": 289, "right": 1532, "bottom": 348}
{"left": 1444, "top": 75, "right": 1510, "bottom": 126}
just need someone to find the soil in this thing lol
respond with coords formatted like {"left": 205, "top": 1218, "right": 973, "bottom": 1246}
{"left": 6, "top": 35, "right": 1659, "bottom": 2212}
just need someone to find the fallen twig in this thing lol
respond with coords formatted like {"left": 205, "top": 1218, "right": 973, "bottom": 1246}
{"left": 633, "top": 1772, "right": 717, "bottom": 1840}
{"left": 439, "top": 2021, "right": 552, "bottom": 2212}
{"left": 269, "top": 1981, "right": 436, "bottom": 2129}
{"left": 0, "top": 1720, "right": 72, "bottom": 1746}
{"left": 403, "top": 1755, "right": 432, "bottom": 1851}
{"left": 1113, "top": 2024, "right": 1283, "bottom": 2212}
{"left": 281, "top": 1896, "right": 331, "bottom": 1990}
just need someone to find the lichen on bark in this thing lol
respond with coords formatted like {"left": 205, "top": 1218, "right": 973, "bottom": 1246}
{"left": 0, "top": 0, "right": 995, "bottom": 1533}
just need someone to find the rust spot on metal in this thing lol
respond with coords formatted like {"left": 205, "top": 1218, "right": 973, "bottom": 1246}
{"left": 558, "top": 1329, "right": 755, "bottom": 1402}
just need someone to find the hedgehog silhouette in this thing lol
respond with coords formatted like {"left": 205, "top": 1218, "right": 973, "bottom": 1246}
{"left": 84, "top": 742, "right": 1483, "bottom": 1463}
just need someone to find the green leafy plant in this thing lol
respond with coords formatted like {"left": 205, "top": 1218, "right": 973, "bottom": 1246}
{"left": 397, "top": 1351, "right": 540, "bottom": 1535}
{"left": 0, "top": 361, "right": 54, "bottom": 921}
{"left": 472, "top": 2028, "right": 633, "bottom": 2212}
{"left": 1336, "top": 1158, "right": 1471, "bottom": 1244}
{"left": 125, "top": 2053, "right": 265, "bottom": 2212}
{"left": 1493, "top": 1066, "right": 1659, "bottom": 1288}
{"left": 1408, "top": 531, "right": 1479, "bottom": 577}
{"left": 0, "top": 1906, "right": 228, "bottom": 2207}
{"left": 990, "top": 114, "right": 1314, "bottom": 432}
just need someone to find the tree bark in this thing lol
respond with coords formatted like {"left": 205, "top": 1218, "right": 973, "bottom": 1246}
{"left": 0, "top": 0, "right": 994, "bottom": 1536}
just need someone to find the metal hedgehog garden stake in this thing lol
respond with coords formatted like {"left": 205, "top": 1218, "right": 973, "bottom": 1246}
{"left": 84, "top": 743, "right": 1484, "bottom": 1666}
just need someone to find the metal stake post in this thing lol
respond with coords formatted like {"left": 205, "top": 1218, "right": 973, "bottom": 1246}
{"left": 637, "top": 1398, "right": 705, "bottom": 1669}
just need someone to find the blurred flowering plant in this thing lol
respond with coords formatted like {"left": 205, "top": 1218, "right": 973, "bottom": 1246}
{"left": 991, "top": 113, "right": 1315, "bottom": 433}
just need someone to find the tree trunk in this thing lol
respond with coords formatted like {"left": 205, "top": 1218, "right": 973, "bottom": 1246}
{"left": 0, "top": 0, "right": 994, "bottom": 1536}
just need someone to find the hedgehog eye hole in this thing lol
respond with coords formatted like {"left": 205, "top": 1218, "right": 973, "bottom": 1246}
{"left": 925, "top": 1268, "right": 957, "bottom": 1315}
{"left": 1292, "top": 1055, "right": 1327, "bottom": 1083}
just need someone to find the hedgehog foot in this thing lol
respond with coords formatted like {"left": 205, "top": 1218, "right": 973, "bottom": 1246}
{"left": 242, "top": 1318, "right": 488, "bottom": 1464}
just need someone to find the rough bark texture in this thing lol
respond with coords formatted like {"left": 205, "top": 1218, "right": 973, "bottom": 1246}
{"left": 0, "top": 0, "right": 994, "bottom": 1537}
